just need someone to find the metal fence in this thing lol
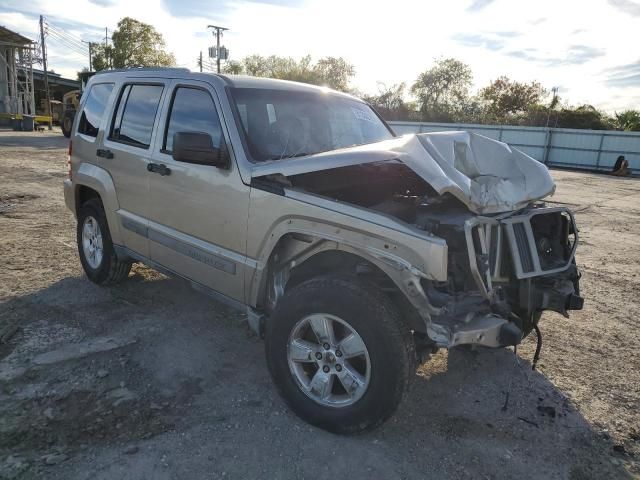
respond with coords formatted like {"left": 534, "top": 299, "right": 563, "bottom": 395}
{"left": 388, "top": 121, "right": 640, "bottom": 175}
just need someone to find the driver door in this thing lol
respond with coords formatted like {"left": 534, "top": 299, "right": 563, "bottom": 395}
{"left": 145, "top": 80, "right": 250, "bottom": 302}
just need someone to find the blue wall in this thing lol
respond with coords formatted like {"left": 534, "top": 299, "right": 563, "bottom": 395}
{"left": 388, "top": 121, "right": 640, "bottom": 175}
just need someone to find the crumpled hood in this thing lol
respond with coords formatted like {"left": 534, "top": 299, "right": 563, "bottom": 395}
{"left": 251, "top": 131, "right": 556, "bottom": 214}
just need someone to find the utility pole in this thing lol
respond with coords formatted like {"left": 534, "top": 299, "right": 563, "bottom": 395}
{"left": 39, "top": 15, "right": 52, "bottom": 129}
{"left": 207, "top": 24, "right": 228, "bottom": 73}
{"left": 82, "top": 40, "right": 93, "bottom": 71}
{"left": 199, "top": 51, "right": 203, "bottom": 72}
{"left": 105, "top": 27, "right": 109, "bottom": 69}
{"left": 546, "top": 86, "right": 559, "bottom": 127}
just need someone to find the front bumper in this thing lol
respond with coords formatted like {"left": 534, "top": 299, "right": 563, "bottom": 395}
{"left": 442, "top": 206, "right": 583, "bottom": 348}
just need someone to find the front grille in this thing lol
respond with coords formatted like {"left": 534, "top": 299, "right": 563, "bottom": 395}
{"left": 513, "top": 223, "right": 534, "bottom": 273}
{"left": 464, "top": 207, "right": 578, "bottom": 297}
{"left": 500, "top": 207, "right": 578, "bottom": 280}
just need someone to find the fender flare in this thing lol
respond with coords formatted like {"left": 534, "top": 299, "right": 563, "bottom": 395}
{"left": 247, "top": 217, "right": 449, "bottom": 342}
{"left": 74, "top": 163, "right": 122, "bottom": 245}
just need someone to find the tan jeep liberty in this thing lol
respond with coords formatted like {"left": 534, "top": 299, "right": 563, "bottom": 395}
{"left": 64, "top": 68, "right": 583, "bottom": 433}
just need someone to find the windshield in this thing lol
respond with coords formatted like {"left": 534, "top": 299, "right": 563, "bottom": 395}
{"left": 230, "top": 87, "right": 393, "bottom": 162}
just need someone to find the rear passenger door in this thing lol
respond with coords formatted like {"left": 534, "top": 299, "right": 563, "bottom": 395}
{"left": 101, "top": 80, "right": 167, "bottom": 258}
{"left": 146, "top": 80, "right": 250, "bottom": 302}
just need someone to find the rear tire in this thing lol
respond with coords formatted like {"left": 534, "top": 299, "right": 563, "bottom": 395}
{"left": 77, "top": 198, "right": 131, "bottom": 285}
{"left": 61, "top": 112, "right": 73, "bottom": 138}
{"left": 265, "top": 275, "right": 415, "bottom": 434}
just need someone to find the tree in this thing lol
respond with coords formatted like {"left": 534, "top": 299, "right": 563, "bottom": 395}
{"left": 76, "top": 67, "right": 90, "bottom": 81}
{"left": 479, "top": 76, "right": 546, "bottom": 119}
{"left": 554, "top": 105, "right": 614, "bottom": 130}
{"left": 313, "top": 57, "right": 354, "bottom": 91}
{"left": 411, "top": 58, "right": 473, "bottom": 122}
{"left": 91, "top": 43, "right": 111, "bottom": 71}
{"left": 362, "top": 82, "right": 411, "bottom": 120}
{"left": 615, "top": 110, "right": 640, "bottom": 131}
{"left": 91, "top": 17, "right": 175, "bottom": 71}
{"left": 240, "top": 54, "right": 271, "bottom": 77}
{"left": 225, "top": 54, "right": 355, "bottom": 92}
{"left": 223, "top": 60, "right": 244, "bottom": 75}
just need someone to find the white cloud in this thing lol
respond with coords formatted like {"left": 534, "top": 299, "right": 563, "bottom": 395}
{"left": 1, "top": 0, "right": 638, "bottom": 112}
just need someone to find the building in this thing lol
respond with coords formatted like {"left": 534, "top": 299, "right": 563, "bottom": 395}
{"left": 0, "top": 25, "right": 36, "bottom": 118}
{"left": 30, "top": 69, "right": 80, "bottom": 103}
{"left": 1, "top": 25, "right": 80, "bottom": 124}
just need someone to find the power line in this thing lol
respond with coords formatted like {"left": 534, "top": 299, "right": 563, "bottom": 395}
{"left": 42, "top": 19, "right": 94, "bottom": 71}
{"left": 44, "top": 24, "right": 88, "bottom": 53}
{"left": 46, "top": 39, "right": 87, "bottom": 58}
{"left": 46, "top": 28, "right": 86, "bottom": 51}
{"left": 46, "top": 30, "right": 89, "bottom": 57}
{"left": 201, "top": 59, "right": 217, "bottom": 72}
{"left": 47, "top": 27, "right": 85, "bottom": 48}
{"left": 46, "top": 33, "right": 87, "bottom": 56}
{"left": 46, "top": 38, "right": 88, "bottom": 58}
{"left": 44, "top": 20, "right": 89, "bottom": 49}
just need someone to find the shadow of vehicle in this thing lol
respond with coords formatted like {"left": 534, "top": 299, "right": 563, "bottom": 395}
{"left": 0, "top": 132, "right": 68, "bottom": 151}
{"left": 0, "top": 273, "right": 634, "bottom": 479}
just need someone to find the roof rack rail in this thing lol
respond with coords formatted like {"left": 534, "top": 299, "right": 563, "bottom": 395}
{"left": 95, "top": 67, "right": 191, "bottom": 75}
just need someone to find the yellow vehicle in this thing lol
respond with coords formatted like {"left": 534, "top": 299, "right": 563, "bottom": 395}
{"left": 62, "top": 71, "right": 95, "bottom": 138}
{"left": 61, "top": 90, "right": 80, "bottom": 138}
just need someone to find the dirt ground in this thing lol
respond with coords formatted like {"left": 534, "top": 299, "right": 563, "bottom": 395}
{"left": 0, "top": 128, "right": 638, "bottom": 480}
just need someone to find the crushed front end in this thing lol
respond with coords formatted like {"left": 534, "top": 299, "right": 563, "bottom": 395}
{"left": 258, "top": 130, "right": 584, "bottom": 353}
{"left": 416, "top": 196, "right": 583, "bottom": 350}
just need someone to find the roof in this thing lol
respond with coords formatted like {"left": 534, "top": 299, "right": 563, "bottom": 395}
{"left": 217, "top": 74, "right": 360, "bottom": 100}
{"left": 34, "top": 71, "right": 80, "bottom": 88}
{"left": 17, "top": 69, "right": 80, "bottom": 89}
{"left": 92, "top": 68, "right": 361, "bottom": 101}
{"left": 0, "top": 26, "right": 33, "bottom": 46}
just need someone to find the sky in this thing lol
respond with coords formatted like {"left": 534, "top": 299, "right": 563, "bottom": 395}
{"left": 1, "top": 0, "right": 639, "bottom": 112}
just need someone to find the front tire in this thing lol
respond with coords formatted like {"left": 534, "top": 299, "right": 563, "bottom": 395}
{"left": 77, "top": 198, "right": 131, "bottom": 285}
{"left": 265, "top": 276, "right": 415, "bottom": 434}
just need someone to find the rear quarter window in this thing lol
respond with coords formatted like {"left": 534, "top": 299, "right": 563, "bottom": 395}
{"left": 77, "top": 83, "right": 114, "bottom": 138}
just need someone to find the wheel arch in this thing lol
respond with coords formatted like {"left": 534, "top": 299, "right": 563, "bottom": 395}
{"left": 289, "top": 249, "right": 427, "bottom": 334}
{"left": 73, "top": 163, "right": 122, "bottom": 245}
{"left": 253, "top": 232, "right": 437, "bottom": 334}
{"left": 76, "top": 184, "right": 100, "bottom": 212}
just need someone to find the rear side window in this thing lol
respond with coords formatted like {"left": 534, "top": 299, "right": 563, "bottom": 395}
{"left": 110, "top": 84, "right": 164, "bottom": 149}
{"left": 78, "top": 83, "right": 113, "bottom": 138}
{"left": 163, "top": 87, "right": 223, "bottom": 153}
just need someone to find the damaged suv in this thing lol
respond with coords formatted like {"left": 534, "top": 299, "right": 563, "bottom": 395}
{"left": 64, "top": 69, "right": 583, "bottom": 433}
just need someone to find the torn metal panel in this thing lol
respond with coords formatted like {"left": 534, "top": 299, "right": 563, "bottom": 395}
{"left": 250, "top": 131, "right": 556, "bottom": 214}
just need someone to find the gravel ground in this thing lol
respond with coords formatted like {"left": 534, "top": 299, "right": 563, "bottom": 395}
{"left": 0, "top": 128, "right": 638, "bottom": 480}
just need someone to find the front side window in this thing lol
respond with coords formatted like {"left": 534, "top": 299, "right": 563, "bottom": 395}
{"left": 230, "top": 88, "right": 393, "bottom": 162}
{"left": 163, "top": 87, "right": 223, "bottom": 153}
{"left": 77, "top": 83, "right": 113, "bottom": 138}
{"left": 110, "top": 84, "right": 164, "bottom": 148}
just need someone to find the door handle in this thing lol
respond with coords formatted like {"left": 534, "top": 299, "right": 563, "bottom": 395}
{"left": 147, "top": 163, "right": 171, "bottom": 176}
{"left": 96, "top": 148, "right": 114, "bottom": 159}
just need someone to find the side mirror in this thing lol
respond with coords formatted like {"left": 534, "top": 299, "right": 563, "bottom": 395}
{"left": 172, "top": 131, "right": 230, "bottom": 169}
